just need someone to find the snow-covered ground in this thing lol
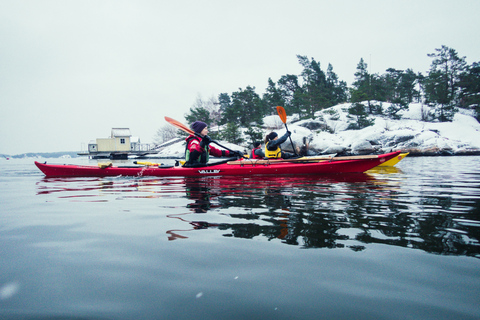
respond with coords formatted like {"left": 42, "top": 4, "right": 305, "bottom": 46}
{"left": 154, "top": 102, "right": 480, "bottom": 158}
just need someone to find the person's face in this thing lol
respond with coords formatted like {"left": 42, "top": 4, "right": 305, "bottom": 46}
{"left": 201, "top": 127, "right": 209, "bottom": 136}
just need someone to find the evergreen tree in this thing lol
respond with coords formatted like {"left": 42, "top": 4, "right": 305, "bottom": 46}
{"left": 458, "top": 61, "right": 480, "bottom": 121}
{"left": 424, "top": 45, "right": 467, "bottom": 121}
{"left": 184, "top": 106, "right": 211, "bottom": 126}
{"left": 297, "top": 55, "right": 330, "bottom": 118}
{"left": 384, "top": 68, "right": 419, "bottom": 118}
{"left": 398, "top": 69, "right": 420, "bottom": 104}
{"left": 350, "top": 58, "right": 372, "bottom": 108}
{"left": 350, "top": 58, "right": 389, "bottom": 113}
{"left": 326, "top": 63, "right": 348, "bottom": 105}
{"left": 219, "top": 122, "right": 244, "bottom": 144}
{"left": 347, "top": 102, "right": 375, "bottom": 129}
{"left": 277, "top": 74, "right": 304, "bottom": 115}
{"left": 230, "top": 86, "right": 265, "bottom": 126}
{"left": 245, "top": 126, "right": 264, "bottom": 145}
{"left": 218, "top": 92, "right": 238, "bottom": 125}
{"left": 262, "top": 78, "right": 285, "bottom": 109}
{"left": 369, "top": 74, "right": 387, "bottom": 109}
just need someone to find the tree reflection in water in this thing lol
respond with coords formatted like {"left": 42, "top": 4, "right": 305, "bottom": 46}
{"left": 35, "top": 170, "right": 480, "bottom": 258}
{"left": 171, "top": 173, "right": 480, "bottom": 258}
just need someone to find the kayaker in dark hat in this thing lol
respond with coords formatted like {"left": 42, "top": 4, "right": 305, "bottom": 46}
{"left": 250, "top": 141, "right": 265, "bottom": 159}
{"left": 185, "top": 121, "right": 237, "bottom": 165}
{"left": 264, "top": 131, "right": 295, "bottom": 159}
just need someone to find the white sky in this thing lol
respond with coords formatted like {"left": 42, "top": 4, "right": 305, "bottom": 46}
{"left": 1, "top": 0, "right": 479, "bottom": 154}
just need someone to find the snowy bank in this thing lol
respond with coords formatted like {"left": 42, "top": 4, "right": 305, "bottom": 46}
{"left": 154, "top": 102, "right": 480, "bottom": 158}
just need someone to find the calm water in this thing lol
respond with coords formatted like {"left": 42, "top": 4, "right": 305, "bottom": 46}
{"left": 1, "top": 156, "right": 479, "bottom": 319}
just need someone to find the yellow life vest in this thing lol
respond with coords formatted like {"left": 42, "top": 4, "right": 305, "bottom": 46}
{"left": 265, "top": 142, "right": 282, "bottom": 158}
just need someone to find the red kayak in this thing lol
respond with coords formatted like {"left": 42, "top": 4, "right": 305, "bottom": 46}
{"left": 35, "top": 151, "right": 402, "bottom": 178}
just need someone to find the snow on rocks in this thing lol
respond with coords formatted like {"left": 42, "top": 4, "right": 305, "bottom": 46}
{"left": 155, "top": 102, "right": 480, "bottom": 158}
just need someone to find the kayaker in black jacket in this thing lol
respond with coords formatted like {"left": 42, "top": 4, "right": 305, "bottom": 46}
{"left": 264, "top": 131, "right": 295, "bottom": 159}
{"left": 250, "top": 141, "right": 265, "bottom": 159}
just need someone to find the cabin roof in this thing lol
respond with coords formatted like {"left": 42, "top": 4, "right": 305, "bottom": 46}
{"left": 111, "top": 128, "right": 131, "bottom": 137}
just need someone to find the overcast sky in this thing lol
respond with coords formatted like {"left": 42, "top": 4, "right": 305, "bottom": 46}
{"left": 1, "top": 0, "right": 479, "bottom": 154}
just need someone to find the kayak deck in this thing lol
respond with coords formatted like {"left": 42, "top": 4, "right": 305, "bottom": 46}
{"left": 35, "top": 151, "right": 402, "bottom": 178}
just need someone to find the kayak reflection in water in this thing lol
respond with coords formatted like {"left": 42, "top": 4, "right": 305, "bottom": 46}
{"left": 165, "top": 178, "right": 220, "bottom": 240}
{"left": 185, "top": 178, "right": 214, "bottom": 214}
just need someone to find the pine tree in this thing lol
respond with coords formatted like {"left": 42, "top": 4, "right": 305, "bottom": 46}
{"left": 230, "top": 86, "right": 265, "bottom": 127}
{"left": 184, "top": 105, "right": 211, "bottom": 126}
{"left": 424, "top": 45, "right": 467, "bottom": 121}
{"left": 219, "top": 122, "right": 244, "bottom": 144}
{"left": 326, "top": 63, "right": 348, "bottom": 105}
{"left": 350, "top": 58, "right": 372, "bottom": 109}
{"left": 262, "top": 78, "right": 285, "bottom": 109}
{"left": 297, "top": 55, "right": 330, "bottom": 118}
{"left": 277, "top": 74, "right": 304, "bottom": 115}
{"left": 218, "top": 93, "right": 238, "bottom": 125}
{"left": 458, "top": 61, "right": 480, "bottom": 122}
{"left": 384, "top": 68, "right": 419, "bottom": 118}
{"left": 347, "top": 102, "right": 375, "bottom": 129}
{"left": 245, "top": 126, "right": 264, "bottom": 145}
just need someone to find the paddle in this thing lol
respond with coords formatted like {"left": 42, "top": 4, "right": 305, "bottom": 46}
{"left": 164, "top": 116, "right": 241, "bottom": 157}
{"left": 276, "top": 106, "right": 298, "bottom": 156}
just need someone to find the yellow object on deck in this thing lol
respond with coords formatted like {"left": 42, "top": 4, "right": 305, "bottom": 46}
{"left": 98, "top": 162, "right": 113, "bottom": 169}
{"left": 134, "top": 161, "right": 160, "bottom": 166}
{"left": 377, "top": 152, "right": 409, "bottom": 167}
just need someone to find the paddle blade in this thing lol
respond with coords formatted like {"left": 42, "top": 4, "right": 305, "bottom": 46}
{"left": 165, "top": 116, "right": 194, "bottom": 135}
{"left": 276, "top": 106, "right": 287, "bottom": 123}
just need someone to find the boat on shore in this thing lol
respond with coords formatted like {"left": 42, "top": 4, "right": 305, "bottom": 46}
{"left": 35, "top": 151, "right": 402, "bottom": 178}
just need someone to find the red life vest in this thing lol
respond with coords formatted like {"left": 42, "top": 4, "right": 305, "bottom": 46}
{"left": 251, "top": 147, "right": 263, "bottom": 159}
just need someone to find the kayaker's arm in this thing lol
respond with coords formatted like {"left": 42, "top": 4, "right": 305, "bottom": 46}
{"left": 209, "top": 145, "right": 234, "bottom": 158}
{"left": 266, "top": 132, "right": 291, "bottom": 150}
{"left": 254, "top": 148, "right": 265, "bottom": 158}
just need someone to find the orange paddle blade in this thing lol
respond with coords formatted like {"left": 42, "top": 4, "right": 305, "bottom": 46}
{"left": 164, "top": 116, "right": 194, "bottom": 135}
{"left": 276, "top": 106, "right": 287, "bottom": 123}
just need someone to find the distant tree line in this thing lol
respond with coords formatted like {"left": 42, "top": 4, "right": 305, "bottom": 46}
{"left": 155, "top": 46, "right": 480, "bottom": 144}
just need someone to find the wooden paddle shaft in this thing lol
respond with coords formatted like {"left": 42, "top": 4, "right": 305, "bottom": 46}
{"left": 227, "top": 154, "right": 380, "bottom": 165}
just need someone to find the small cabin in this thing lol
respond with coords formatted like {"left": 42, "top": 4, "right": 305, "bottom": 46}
{"left": 87, "top": 128, "right": 132, "bottom": 153}
{"left": 80, "top": 128, "right": 156, "bottom": 159}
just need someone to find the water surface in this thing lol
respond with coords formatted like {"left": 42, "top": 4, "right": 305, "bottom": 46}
{"left": 1, "top": 156, "right": 479, "bottom": 319}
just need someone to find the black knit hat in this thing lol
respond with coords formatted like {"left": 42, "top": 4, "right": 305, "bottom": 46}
{"left": 191, "top": 121, "right": 207, "bottom": 134}
{"left": 267, "top": 132, "right": 278, "bottom": 141}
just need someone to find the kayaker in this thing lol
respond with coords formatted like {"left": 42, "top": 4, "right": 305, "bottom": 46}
{"left": 264, "top": 131, "right": 296, "bottom": 159}
{"left": 185, "top": 121, "right": 238, "bottom": 165}
{"left": 250, "top": 141, "right": 265, "bottom": 159}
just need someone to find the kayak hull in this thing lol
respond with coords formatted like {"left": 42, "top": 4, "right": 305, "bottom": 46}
{"left": 35, "top": 151, "right": 402, "bottom": 178}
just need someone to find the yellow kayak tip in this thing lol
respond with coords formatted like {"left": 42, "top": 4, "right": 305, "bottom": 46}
{"left": 377, "top": 152, "right": 409, "bottom": 167}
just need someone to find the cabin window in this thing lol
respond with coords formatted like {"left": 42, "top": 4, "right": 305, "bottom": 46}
{"left": 120, "top": 138, "right": 126, "bottom": 144}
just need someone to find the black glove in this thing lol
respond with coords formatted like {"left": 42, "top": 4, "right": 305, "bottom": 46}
{"left": 286, "top": 131, "right": 291, "bottom": 136}
{"left": 200, "top": 135, "right": 212, "bottom": 148}
{"left": 233, "top": 150, "right": 244, "bottom": 157}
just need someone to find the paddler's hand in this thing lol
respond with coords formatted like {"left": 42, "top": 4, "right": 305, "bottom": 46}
{"left": 232, "top": 150, "right": 244, "bottom": 158}
{"left": 200, "top": 135, "right": 212, "bottom": 148}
